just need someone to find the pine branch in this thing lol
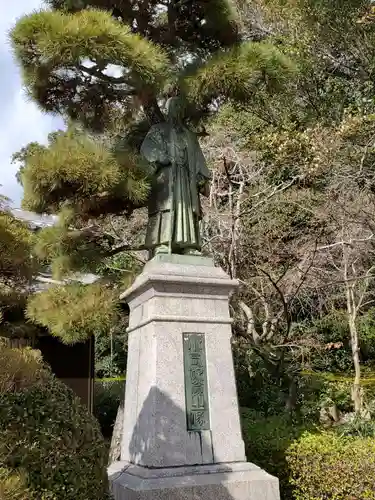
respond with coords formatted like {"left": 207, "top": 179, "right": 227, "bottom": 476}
{"left": 11, "top": 9, "right": 169, "bottom": 124}
{"left": 106, "top": 243, "right": 146, "bottom": 257}
{"left": 78, "top": 64, "right": 133, "bottom": 86}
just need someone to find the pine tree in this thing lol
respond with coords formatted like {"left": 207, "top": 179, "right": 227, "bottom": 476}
{"left": 10, "top": 0, "right": 294, "bottom": 342}
{"left": 0, "top": 194, "right": 40, "bottom": 339}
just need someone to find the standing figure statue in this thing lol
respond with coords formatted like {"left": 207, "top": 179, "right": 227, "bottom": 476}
{"left": 141, "top": 97, "right": 211, "bottom": 257}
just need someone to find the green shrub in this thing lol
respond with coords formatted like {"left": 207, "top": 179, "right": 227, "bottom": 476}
{"left": 0, "top": 345, "right": 109, "bottom": 500}
{"left": 0, "top": 467, "right": 29, "bottom": 500}
{"left": 240, "top": 409, "right": 311, "bottom": 498}
{"left": 305, "top": 371, "right": 375, "bottom": 414}
{"left": 339, "top": 415, "right": 375, "bottom": 438}
{"left": 95, "top": 330, "right": 127, "bottom": 379}
{"left": 94, "top": 377, "right": 125, "bottom": 438}
{"left": 287, "top": 431, "right": 375, "bottom": 499}
{"left": 307, "top": 371, "right": 353, "bottom": 414}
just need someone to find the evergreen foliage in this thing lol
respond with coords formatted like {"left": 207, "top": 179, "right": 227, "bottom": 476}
{"left": 0, "top": 197, "right": 40, "bottom": 339}
{"left": 27, "top": 283, "right": 119, "bottom": 343}
{"left": 0, "top": 212, "right": 35, "bottom": 286}
{"left": 19, "top": 129, "right": 149, "bottom": 217}
{"left": 9, "top": 0, "right": 296, "bottom": 343}
{"left": 11, "top": 9, "right": 169, "bottom": 130}
{"left": 287, "top": 431, "right": 375, "bottom": 499}
{"left": 184, "top": 42, "right": 296, "bottom": 106}
{"left": 0, "top": 344, "right": 109, "bottom": 500}
{"left": 9, "top": 0, "right": 375, "bottom": 451}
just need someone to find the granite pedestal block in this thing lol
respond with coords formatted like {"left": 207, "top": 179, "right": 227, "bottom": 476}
{"left": 109, "top": 254, "right": 280, "bottom": 500}
{"left": 108, "top": 461, "right": 280, "bottom": 500}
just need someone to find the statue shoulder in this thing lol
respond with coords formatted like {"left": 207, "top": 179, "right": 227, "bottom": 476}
{"left": 141, "top": 122, "right": 170, "bottom": 162}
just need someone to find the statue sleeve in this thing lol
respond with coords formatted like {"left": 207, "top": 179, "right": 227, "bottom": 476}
{"left": 140, "top": 125, "right": 170, "bottom": 165}
{"left": 194, "top": 137, "right": 211, "bottom": 181}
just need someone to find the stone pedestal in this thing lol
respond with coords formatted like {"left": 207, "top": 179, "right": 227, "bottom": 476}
{"left": 109, "top": 255, "right": 280, "bottom": 500}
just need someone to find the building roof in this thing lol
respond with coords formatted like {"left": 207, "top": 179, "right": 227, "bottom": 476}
{"left": 10, "top": 209, "right": 58, "bottom": 230}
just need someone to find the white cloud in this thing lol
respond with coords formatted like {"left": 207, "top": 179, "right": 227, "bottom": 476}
{"left": 0, "top": 1, "right": 65, "bottom": 207}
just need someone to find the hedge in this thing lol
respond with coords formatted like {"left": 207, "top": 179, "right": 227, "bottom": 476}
{"left": 240, "top": 408, "right": 312, "bottom": 498}
{"left": 0, "top": 344, "right": 109, "bottom": 500}
{"left": 286, "top": 430, "right": 375, "bottom": 500}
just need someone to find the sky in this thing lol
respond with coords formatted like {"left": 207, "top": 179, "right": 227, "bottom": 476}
{"left": 0, "top": 1, "right": 64, "bottom": 207}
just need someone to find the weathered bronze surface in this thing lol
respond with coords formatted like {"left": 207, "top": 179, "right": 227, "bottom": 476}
{"left": 141, "top": 97, "right": 211, "bottom": 257}
{"left": 183, "top": 332, "right": 210, "bottom": 431}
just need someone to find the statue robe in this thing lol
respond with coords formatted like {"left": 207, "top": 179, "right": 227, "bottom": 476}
{"left": 141, "top": 122, "right": 211, "bottom": 253}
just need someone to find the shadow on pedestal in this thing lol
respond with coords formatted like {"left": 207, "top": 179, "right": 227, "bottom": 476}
{"left": 108, "top": 386, "right": 280, "bottom": 500}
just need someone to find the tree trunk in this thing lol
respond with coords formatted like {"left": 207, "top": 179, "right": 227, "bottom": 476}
{"left": 108, "top": 397, "right": 124, "bottom": 465}
{"left": 350, "top": 319, "right": 362, "bottom": 414}
{"left": 285, "top": 376, "right": 297, "bottom": 414}
{"left": 347, "top": 285, "right": 362, "bottom": 413}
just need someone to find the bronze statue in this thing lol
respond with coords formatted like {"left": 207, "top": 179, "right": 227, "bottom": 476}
{"left": 141, "top": 97, "right": 211, "bottom": 257}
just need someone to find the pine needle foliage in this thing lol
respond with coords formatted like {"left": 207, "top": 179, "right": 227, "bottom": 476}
{"left": 0, "top": 212, "right": 36, "bottom": 286}
{"left": 0, "top": 467, "right": 29, "bottom": 500}
{"left": 11, "top": 9, "right": 169, "bottom": 129}
{"left": 26, "top": 283, "right": 120, "bottom": 344}
{"left": 33, "top": 209, "right": 115, "bottom": 278}
{"left": 20, "top": 128, "right": 150, "bottom": 216}
{"left": 185, "top": 42, "right": 296, "bottom": 106}
{"left": 10, "top": 0, "right": 294, "bottom": 133}
{"left": 45, "top": 0, "right": 240, "bottom": 51}
{"left": 0, "top": 201, "right": 41, "bottom": 341}
{"left": 9, "top": 0, "right": 296, "bottom": 343}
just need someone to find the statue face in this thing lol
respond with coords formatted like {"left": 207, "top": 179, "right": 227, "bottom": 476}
{"left": 166, "top": 97, "right": 186, "bottom": 123}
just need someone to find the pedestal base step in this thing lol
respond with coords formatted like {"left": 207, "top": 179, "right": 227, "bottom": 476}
{"left": 108, "top": 461, "right": 280, "bottom": 500}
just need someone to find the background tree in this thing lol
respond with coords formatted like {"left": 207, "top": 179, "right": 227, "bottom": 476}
{"left": 10, "top": 0, "right": 375, "bottom": 494}
{"left": 10, "top": 0, "right": 375, "bottom": 415}
{"left": 10, "top": 0, "right": 294, "bottom": 343}
{"left": 0, "top": 193, "right": 40, "bottom": 341}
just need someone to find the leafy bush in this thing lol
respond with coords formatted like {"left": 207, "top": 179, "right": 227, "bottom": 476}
{"left": 94, "top": 377, "right": 125, "bottom": 438}
{"left": 234, "top": 346, "right": 302, "bottom": 416}
{"left": 339, "top": 416, "right": 375, "bottom": 438}
{"left": 95, "top": 332, "right": 127, "bottom": 379}
{"left": 287, "top": 431, "right": 375, "bottom": 500}
{"left": 0, "top": 344, "right": 109, "bottom": 500}
{"left": 304, "top": 371, "right": 375, "bottom": 416}
{"left": 240, "top": 409, "right": 310, "bottom": 498}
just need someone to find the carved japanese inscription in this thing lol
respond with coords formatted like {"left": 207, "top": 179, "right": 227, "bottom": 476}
{"left": 183, "top": 333, "right": 210, "bottom": 431}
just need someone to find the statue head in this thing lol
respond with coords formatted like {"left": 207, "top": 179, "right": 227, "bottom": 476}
{"left": 165, "top": 97, "right": 186, "bottom": 124}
